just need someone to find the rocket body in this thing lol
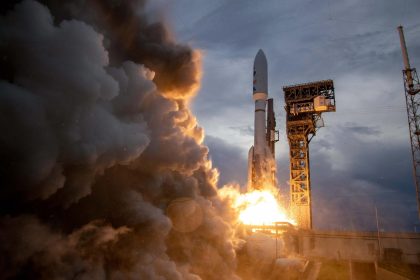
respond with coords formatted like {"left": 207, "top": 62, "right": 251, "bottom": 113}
{"left": 254, "top": 99, "right": 266, "bottom": 155}
{"left": 253, "top": 49, "right": 268, "bottom": 156}
{"left": 248, "top": 50, "right": 276, "bottom": 190}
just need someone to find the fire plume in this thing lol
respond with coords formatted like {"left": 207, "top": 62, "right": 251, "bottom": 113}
{"left": 220, "top": 187, "right": 295, "bottom": 226}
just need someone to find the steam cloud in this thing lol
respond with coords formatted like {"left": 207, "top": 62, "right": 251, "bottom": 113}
{"left": 0, "top": 1, "right": 240, "bottom": 279}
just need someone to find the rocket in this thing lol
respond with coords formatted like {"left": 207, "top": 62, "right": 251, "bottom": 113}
{"left": 247, "top": 50, "right": 277, "bottom": 190}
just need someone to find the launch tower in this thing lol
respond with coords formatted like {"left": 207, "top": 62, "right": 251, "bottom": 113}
{"left": 283, "top": 80, "right": 335, "bottom": 229}
{"left": 397, "top": 26, "right": 420, "bottom": 219}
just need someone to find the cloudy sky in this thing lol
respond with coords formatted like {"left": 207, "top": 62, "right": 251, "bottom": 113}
{"left": 165, "top": 0, "right": 420, "bottom": 231}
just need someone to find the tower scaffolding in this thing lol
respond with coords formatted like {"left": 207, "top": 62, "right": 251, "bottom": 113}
{"left": 283, "top": 80, "right": 335, "bottom": 229}
{"left": 398, "top": 26, "right": 420, "bottom": 219}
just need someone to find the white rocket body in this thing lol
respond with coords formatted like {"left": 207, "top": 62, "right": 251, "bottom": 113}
{"left": 248, "top": 50, "right": 276, "bottom": 190}
{"left": 253, "top": 50, "right": 268, "bottom": 155}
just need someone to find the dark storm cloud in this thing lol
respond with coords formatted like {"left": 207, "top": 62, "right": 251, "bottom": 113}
{"left": 205, "top": 136, "right": 247, "bottom": 187}
{"left": 344, "top": 123, "right": 381, "bottom": 136}
{"left": 308, "top": 125, "right": 417, "bottom": 231}
{"left": 229, "top": 125, "right": 254, "bottom": 137}
{"left": 174, "top": 0, "right": 420, "bottom": 84}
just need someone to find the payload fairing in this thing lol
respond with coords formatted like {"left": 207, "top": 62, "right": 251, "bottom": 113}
{"left": 247, "top": 50, "right": 277, "bottom": 190}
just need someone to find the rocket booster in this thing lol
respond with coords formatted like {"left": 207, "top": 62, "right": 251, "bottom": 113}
{"left": 247, "top": 50, "right": 277, "bottom": 190}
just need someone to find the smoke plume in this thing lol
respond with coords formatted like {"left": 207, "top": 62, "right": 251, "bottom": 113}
{"left": 0, "top": 1, "right": 240, "bottom": 279}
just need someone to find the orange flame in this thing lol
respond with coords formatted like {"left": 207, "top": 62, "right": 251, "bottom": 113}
{"left": 219, "top": 186, "right": 295, "bottom": 226}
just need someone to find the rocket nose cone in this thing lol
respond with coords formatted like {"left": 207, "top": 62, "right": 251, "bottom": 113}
{"left": 254, "top": 49, "right": 267, "bottom": 66}
{"left": 253, "top": 49, "right": 268, "bottom": 96}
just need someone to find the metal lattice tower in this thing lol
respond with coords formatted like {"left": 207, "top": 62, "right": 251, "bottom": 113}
{"left": 398, "top": 26, "right": 420, "bottom": 219}
{"left": 283, "top": 80, "right": 335, "bottom": 229}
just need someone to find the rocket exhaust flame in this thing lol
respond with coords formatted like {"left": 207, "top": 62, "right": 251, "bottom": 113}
{"left": 237, "top": 190, "right": 294, "bottom": 226}
{"left": 220, "top": 186, "right": 295, "bottom": 227}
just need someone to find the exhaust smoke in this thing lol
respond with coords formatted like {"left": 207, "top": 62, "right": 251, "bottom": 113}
{"left": 0, "top": 1, "right": 240, "bottom": 279}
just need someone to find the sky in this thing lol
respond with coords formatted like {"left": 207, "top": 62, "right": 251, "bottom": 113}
{"left": 0, "top": 1, "right": 419, "bottom": 277}
{"left": 166, "top": 0, "right": 420, "bottom": 231}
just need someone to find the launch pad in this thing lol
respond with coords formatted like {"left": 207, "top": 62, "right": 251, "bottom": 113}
{"left": 283, "top": 80, "right": 336, "bottom": 229}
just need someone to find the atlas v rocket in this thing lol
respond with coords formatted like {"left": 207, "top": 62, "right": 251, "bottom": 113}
{"left": 247, "top": 50, "right": 278, "bottom": 190}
